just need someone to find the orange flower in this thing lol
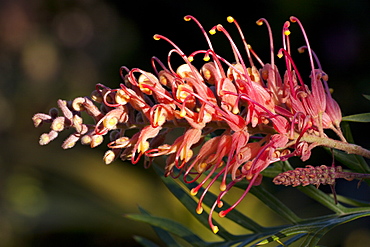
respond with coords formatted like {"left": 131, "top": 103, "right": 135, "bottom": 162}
{"left": 33, "top": 15, "right": 348, "bottom": 233}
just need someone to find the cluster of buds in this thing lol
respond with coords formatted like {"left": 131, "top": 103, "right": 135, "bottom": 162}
{"left": 33, "top": 15, "right": 368, "bottom": 233}
{"left": 273, "top": 165, "right": 344, "bottom": 187}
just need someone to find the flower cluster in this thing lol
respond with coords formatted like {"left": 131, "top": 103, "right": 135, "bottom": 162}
{"left": 33, "top": 16, "right": 350, "bottom": 233}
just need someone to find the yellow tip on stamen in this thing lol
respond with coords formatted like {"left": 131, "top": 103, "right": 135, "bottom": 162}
{"left": 227, "top": 16, "right": 234, "bottom": 23}
{"left": 284, "top": 30, "right": 291, "bottom": 36}
{"left": 179, "top": 109, "right": 186, "bottom": 118}
{"left": 153, "top": 34, "right": 160, "bottom": 40}
{"left": 232, "top": 106, "right": 239, "bottom": 115}
{"left": 190, "top": 188, "right": 198, "bottom": 196}
{"left": 219, "top": 211, "right": 226, "bottom": 217}
{"left": 209, "top": 29, "right": 216, "bottom": 35}
{"left": 184, "top": 16, "right": 191, "bottom": 21}
{"left": 212, "top": 226, "right": 219, "bottom": 234}
{"left": 220, "top": 182, "right": 227, "bottom": 192}
{"left": 203, "top": 54, "right": 210, "bottom": 61}
{"left": 277, "top": 51, "right": 283, "bottom": 59}
{"left": 188, "top": 56, "right": 194, "bottom": 62}
{"left": 256, "top": 19, "right": 264, "bottom": 26}
{"left": 196, "top": 206, "right": 203, "bottom": 214}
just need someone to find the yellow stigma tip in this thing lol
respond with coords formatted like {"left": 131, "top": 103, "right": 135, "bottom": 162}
{"left": 190, "top": 188, "right": 198, "bottom": 196}
{"left": 212, "top": 226, "right": 219, "bottom": 234}
{"left": 188, "top": 56, "right": 194, "bottom": 62}
{"left": 284, "top": 30, "right": 291, "bottom": 36}
{"left": 220, "top": 183, "right": 227, "bottom": 192}
{"left": 196, "top": 207, "right": 203, "bottom": 214}
{"left": 219, "top": 211, "right": 226, "bottom": 218}
{"left": 209, "top": 29, "right": 216, "bottom": 35}
{"left": 153, "top": 35, "right": 160, "bottom": 40}
{"left": 227, "top": 16, "right": 234, "bottom": 23}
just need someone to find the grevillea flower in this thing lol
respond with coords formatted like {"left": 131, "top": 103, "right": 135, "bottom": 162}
{"left": 32, "top": 15, "right": 370, "bottom": 234}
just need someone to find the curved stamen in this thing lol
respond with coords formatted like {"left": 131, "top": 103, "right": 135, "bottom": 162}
{"left": 290, "top": 16, "right": 316, "bottom": 82}
{"left": 210, "top": 24, "right": 251, "bottom": 83}
{"left": 256, "top": 18, "right": 274, "bottom": 68}
{"left": 154, "top": 34, "right": 202, "bottom": 81}
{"left": 228, "top": 16, "right": 254, "bottom": 67}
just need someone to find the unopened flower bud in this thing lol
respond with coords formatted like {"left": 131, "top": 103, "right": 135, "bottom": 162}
{"left": 62, "top": 134, "right": 79, "bottom": 149}
{"left": 72, "top": 97, "right": 86, "bottom": 111}
{"left": 103, "top": 149, "right": 120, "bottom": 165}
{"left": 32, "top": 113, "right": 52, "bottom": 127}
{"left": 91, "top": 135, "right": 104, "bottom": 148}
{"left": 39, "top": 130, "right": 58, "bottom": 145}
{"left": 51, "top": 117, "right": 66, "bottom": 132}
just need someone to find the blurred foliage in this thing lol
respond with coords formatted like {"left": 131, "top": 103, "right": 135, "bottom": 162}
{"left": 2, "top": 0, "right": 370, "bottom": 246}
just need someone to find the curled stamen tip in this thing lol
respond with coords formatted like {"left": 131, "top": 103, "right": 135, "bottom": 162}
{"left": 298, "top": 46, "right": 306, "bottom": 53}
{"left": 218, "top": 210, "right": 227, "bottom": 217}
{"left": 212, "top": 226, "right": 219, "bottom": 234}
{"left": 190, "top": 188, "right": 198, "bottom": 196}
{"left": 290, "top": 16, "right": 298, "bottom": 22}
{"left": 153, "top": 34, "right": 161, "bottom": 40}
{"left": 216, "top": 24, "right": 224, "bottom": 31}
{"left": 256, "top": 18, "right": 264, "bottom": 26}
{"left": 227, "top": 16, "right": 234, "bottom": 23}
{"left": 196, "top": 206, "right": 203, "bottom": 214}
{"left": 277, "top": 49, "right": 284, "bottom": 58}
{"left": 184, "top": 15, "right": 191, "bottom": 21}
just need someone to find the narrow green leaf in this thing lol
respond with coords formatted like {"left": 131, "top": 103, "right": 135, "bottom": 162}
{"left": 363, "top": 94, "right": 370, "bottom": 101}
{"left": 133, "top": 235, "right": 161, "bottom": 247}
{"left": 336, "top": 195, "right": 370, "bottom": 207}
{"left": 333, "top": 149, "right": 370, "bottom": 174}
{"left": 249, "top": 185, "right": 302, "bottom": 224}
{"left": 342, "top": 113, "right": 370, "bottom": 122}
{"left": 297, "top": 185, "right": 347, "bottom": 214}
{"left": 125, "top": 214, "right": 207, "bottom": 246}
{"left": 300, "top": 211, "right": 370, "bottom": 246}
{"left": 138, "top": 207, "right": 181, "bottom": 247}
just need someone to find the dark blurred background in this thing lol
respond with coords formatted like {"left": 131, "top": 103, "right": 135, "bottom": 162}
{"left": 2, "top": 0, "right": 370, "bottom": 246}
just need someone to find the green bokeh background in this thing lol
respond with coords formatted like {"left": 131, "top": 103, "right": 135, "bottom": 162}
{"left": 2, "top": 0, "right": 370, "bottom": 246}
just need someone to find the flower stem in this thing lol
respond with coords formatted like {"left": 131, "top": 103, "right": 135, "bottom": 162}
{"left": 300, "top": 134, "right": 370, "bottom": 159}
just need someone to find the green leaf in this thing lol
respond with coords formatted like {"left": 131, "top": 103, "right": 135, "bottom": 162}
{"left": 125, "top": 214, "right": 207, "bottom": 247}
{"left": 133, "top": 236, "right": 160, "bottom": 247}
{"left": 257, "top": 211, "right": 370, "bottom": 246}
{"left": 363, "top": 94, "right": 370, "bottom": 101}
{"left": 138, "top": 207, "right": 182, "bottom": 247}
{"left": 342, "top": 113, "right": 370, "bottom": 122}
